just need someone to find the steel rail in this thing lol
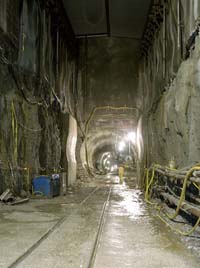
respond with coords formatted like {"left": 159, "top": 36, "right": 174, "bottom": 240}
{"left": 7, "top": 186, "right": 100, "bottom": 268}
{"left": 88, "top": 186, "right": 112, "bottom": 268}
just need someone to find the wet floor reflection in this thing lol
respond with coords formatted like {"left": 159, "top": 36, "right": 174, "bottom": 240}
{"left": 94, "top": 177, "right": 200, "bottom": 268}
{"left": 108, "top": 177, "right": 200, "bottom": 261}
{"left": 111, "top": 185, "right": 146, "bottom": 220}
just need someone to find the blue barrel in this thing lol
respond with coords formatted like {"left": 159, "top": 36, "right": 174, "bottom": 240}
{"left": 32, "top": 175, "right": 60, "bottom": 198}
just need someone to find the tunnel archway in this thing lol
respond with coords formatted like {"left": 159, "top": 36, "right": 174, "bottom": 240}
{"left": 80, "top": 107, "right": 143, "bottom": 180}
{"left": 80, "top": 130, "right": 138, "bottom": 176}
{"left": 93, "top": 143, "right": 137, "bottom": 175}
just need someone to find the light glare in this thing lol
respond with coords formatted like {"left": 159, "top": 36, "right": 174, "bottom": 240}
{"left": 118, "top": 141, "right": 126, "bottom": 151}
{"left": 126, "top": 131, "right": 136, "bottom": 143}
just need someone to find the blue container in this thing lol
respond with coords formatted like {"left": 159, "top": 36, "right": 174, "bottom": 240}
{"left": 32, "top": 175, "right": 60, "bottom": 198}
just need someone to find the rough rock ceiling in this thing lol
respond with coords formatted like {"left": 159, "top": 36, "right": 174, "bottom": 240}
{"left": 62, "top": 0, "right": 152, "bottom": 38}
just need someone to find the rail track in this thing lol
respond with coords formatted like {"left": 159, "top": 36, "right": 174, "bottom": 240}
{"left": 88, "top": 186, "right": 112, "bottom": 268}
{"left": 7, "top": 186, "right": 112, "bottom": 268}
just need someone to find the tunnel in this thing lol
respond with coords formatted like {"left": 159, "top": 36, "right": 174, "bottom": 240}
{"left": 80, "top": 106, "right": 141, "bottom": 178}
{"left": 1, "top": 0, "right": 200, "bottom": 267}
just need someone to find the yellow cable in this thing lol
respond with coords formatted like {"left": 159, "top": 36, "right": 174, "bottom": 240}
{"left": 145, "top": 163, "right": 161, "bottom": 202}
{"left": 193, "top": 182, "right": 200, "bottom": 190}
{"left": 144, "top": 164, "right": 161, "bottom": 209}
{"left": 144, "top": 163, "right": 200, "bottom": 236}
{"left": 157, "top": 214, "right": 200, "bottom": 236}
{"left": 166, "top": 166, "right": 200, "bottom": 220}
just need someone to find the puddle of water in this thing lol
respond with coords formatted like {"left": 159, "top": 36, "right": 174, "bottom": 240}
{"left": 145, "top": 196, "right": 200, "bottom": 260}
{"left": 110, "top": 182, "right": 200, "bottom": 262}
{"left": 110, "top": 184, "right": 146, "bottom": 220}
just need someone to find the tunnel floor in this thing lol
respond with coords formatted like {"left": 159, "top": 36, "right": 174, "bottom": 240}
{"left": 0, "top": 177, "right": 199, "bottom": 268}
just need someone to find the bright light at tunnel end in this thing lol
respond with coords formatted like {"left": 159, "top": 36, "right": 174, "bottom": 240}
{"left": 118, "top": 141, "right": 126, "bottom": 151}
{"left": 126, "top": 131, "right": 136, "bottom": 144}
{"left": 117, "top": 132, "right": 136, "bottom": 152}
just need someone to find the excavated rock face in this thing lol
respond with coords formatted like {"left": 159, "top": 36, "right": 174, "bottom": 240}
{"left": 139, "top": 0, "right": 200, "bottom": 169}
{"left": 78, "top": 37, "right": 140, "bottom": 114}
{"left": 2, "top": 0, "right": 200, "bottom": 190}
{"left": 148, "top": 43, "right": 200, "bottom": 167}
{"left": 76, "top": 38, "right": 144, "bottom": 179}
{"left": 0, "top": 0, "right": 78, "bottom": 193}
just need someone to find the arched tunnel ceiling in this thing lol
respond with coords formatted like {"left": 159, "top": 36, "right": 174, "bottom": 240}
{"left": 61, "top": 1, "right": 147, "bottom": 172}
{"left": 87, "top": 107, "right": 139, "bottom": 137}
{"left": 81, "top": 108, "right": 140, "bottom": 170}
{"left": 62, "top": 0, "right": 152, "bottom": 38}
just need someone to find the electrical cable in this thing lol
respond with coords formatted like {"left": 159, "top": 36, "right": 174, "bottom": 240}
{"left": 193, "top": 182, "right": 200, "bottom": 190}
{"left": 166, "top": 166, "right": 200, "bottom": 220}
{"left": 1, "top": 37, "right": 85, "bottom": 137}
{"left": 43, "top": 75, "right": 85, "bottom": 137}
{"left": 12, "top": 101, "right": 43, "bottom": 132}
{"left": 8, "top": 65, "right": 43, "bottom": 106}
{"left": 145, "top": 163, "right": 200, "bottom": 236}
{"left": 0, "top": 51, "right": 50, "bottom": 108}
{"left": 157, "top": 214, "right": 200, "bottom": 236}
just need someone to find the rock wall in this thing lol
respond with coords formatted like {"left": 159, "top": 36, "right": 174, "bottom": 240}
{"left": 78, "top": 37, "right": 140, "bottom": 118}
{"left": 0, "top": 0, "right": 79, "bottom": 193}
{"left": 139, "top": 0, "right": 200, "bottom": 169}
{"left": 76, "top": 37, "right": 141, "bottom": 177}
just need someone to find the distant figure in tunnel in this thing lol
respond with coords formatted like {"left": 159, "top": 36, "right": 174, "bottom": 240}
{"left": 118, "top": 165, "right": 124, "bottom": 184}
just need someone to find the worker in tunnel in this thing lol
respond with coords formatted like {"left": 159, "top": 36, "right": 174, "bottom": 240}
{"left": 118, "top": 164, "right": 124, "bottom": 184}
